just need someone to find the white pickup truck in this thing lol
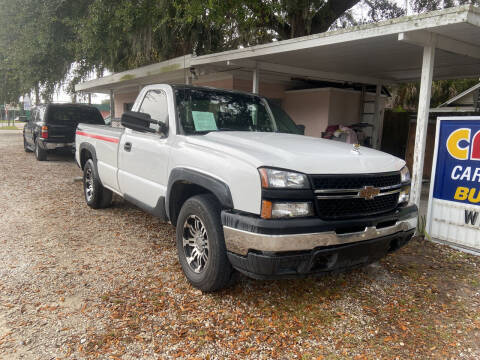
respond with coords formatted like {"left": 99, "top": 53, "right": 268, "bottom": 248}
{"left": 75, "top": 84, "right": 418, "bottom": 292}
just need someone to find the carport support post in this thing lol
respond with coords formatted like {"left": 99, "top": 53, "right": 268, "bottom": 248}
{"left": 411, "top": 43, "right": 436, "bottom": 208}
{"left": 252, "top": 66, "right": 259, "bottom": 94}
{"left": 109, "top": 89, "right": 115, "bottom": 119}
{"left": 373, "top": 84, "right": 382, "bottom": 149}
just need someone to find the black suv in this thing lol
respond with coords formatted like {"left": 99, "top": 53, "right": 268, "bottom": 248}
{"left": 23, "top": 103, "right": 105, "bottom": 161}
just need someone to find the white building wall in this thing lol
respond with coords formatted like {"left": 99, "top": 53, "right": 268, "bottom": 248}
{"left": 282, "top": 89, "right": 331, "bottom": 137}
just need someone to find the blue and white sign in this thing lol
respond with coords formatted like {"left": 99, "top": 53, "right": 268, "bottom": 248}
{"left": 427, "top": 117, "right": 480, "bottom": 253}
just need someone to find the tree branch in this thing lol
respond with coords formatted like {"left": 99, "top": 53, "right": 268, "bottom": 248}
{"left": 310, "top": 0, "right": 361, "bottom": 34}
{"left": 253, "top": 1, "right": 291, "bottom": 40}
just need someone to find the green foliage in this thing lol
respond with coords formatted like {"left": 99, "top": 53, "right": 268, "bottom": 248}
{"left": 412, "top": 0, "right": 480, "bottom": 13}
{"left": 392, "top": 105, "right": 408, "bottom": 113}
{"left": 1, "top": 0, "right": 480, "bottom": 103}
{"left": 1, "top": 0, "right": 367, "bottom": 100}
{"left": 0, "top": 0, "right": 91, "bottom": 103}
{"left": 392, "top": 79, "right": 479, "bottom": 110}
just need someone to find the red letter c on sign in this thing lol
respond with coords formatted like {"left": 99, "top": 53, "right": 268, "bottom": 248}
{"left": 471, "top": 130, "right": 480, "bottom": 161}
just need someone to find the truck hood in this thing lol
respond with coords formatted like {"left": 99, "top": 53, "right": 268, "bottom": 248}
{"left": 185, "top": 132, "right": 405, "bottom": 174}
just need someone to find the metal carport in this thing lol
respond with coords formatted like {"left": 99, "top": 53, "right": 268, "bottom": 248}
{"left": 76, "top": 5, "right": 480, "bottom": 207}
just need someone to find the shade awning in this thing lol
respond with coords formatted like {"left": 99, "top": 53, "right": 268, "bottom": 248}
{"left": 76, "top": 5, "right": 480, "bottom": 94}
{"left": 190, "top": 5, "right": 480, "bottom": 84}
{"left": 75, "top": 55, "right": 192, "bottom": 94}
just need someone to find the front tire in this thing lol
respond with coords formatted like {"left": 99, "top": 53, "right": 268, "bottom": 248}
{"left": 83, "top": 159, "right": 112, "bottom": 209}
{"left": 176, "top": 194, "right": 235, "bottom": 292}
{"left": 34, "top": 138, "right": 47, "bottom": 161}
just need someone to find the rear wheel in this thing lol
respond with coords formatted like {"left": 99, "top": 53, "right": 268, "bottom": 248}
{"left": 34, "top": 138, "right": 47, "bottom": 161}
{"left": 176, "top": 194, "right": 235, "bottom": 292}
{"left": 83, "top": 159, "right": 112, "bottom": 209}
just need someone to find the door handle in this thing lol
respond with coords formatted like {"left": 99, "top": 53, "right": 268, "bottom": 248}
{"left": 124, "top": 142, "right": 132, "bottom": 152}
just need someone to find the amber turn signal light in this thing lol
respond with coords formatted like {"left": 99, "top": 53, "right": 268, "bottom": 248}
{"left": 261, "top": 200, "right": 272, "bottom": 219}
{"left": 259, "top": 168, "right": 269, "bottom": 188}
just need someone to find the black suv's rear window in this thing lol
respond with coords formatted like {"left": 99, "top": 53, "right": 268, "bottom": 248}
{"left": 47, "top": 106, "right": 105, "bottom": 125}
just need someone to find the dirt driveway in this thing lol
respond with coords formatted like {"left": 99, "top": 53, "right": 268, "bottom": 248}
{"left": 0, "top": 130, "right": 479, "bottom": 359}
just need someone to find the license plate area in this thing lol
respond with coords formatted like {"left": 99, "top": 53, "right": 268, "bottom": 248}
{"left": 311, "top": 236, "right": 392, "bottom": 271}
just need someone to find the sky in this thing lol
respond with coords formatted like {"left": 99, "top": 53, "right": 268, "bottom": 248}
{"left": 53, "top": 70, "right": 110, "bottom": 104}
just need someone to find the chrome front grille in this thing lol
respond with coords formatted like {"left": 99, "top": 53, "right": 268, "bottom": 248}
{"left": 311, "top": 173, "right": 401, "bottom": 190}
{"left": 310, "top": 173, "right": 401, "bottom": 220}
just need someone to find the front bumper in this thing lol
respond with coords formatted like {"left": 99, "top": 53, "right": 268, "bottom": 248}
{"left": 222, "top": 205, "right": 417, "bottom": 278}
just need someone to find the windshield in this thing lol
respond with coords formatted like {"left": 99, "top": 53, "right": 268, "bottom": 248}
{"left": 267, "top": 100, "right": 303, "bottom": 135}
{"left": 175, "top": 88, "right": 301, "bottom": 135}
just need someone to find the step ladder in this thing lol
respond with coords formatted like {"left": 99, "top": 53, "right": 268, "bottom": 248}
{"left": 358, "top": 86, "right": 376, "bottom": 147}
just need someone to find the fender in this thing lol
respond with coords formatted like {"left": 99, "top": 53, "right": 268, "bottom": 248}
{"left": 166, "top": 168, "right": 234, "bottom": 220}
{"left": 78, "top": 143, "right": 103, "bottom": 186}
{"left": 78, "top": 142, "right": 98, "bottom": 169}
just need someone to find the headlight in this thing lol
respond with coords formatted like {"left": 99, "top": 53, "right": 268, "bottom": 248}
{"left": 399, "top": 166, "right": 411, "bottom": 205}
{"left": 398, "top": 186, "right": 410, "bottom": 205}
{"left": 258, "top": 168, "right": 309, "bottom": 189}
{"left": 400, "top": 166, "right": 411, "bottom": 184}
{"left": 261, "top": 200, "right": 314, "bottom": 219}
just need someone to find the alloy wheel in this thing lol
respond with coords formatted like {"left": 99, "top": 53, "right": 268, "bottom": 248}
{"left": 182, "top": 215, "right": 209, "bottom": 273}
{"left": 84, "top": 167, "right": 94, "bottom": 202}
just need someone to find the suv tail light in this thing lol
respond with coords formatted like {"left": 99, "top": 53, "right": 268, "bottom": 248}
{"left": 41, "top": 126, "right": 48, "bottom": 139}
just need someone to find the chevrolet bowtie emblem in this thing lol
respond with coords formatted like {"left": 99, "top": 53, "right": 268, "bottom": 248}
{"left": 358, "top": 186, "right": 380, "bottom": 200}
{"left": 352, "top": 143, "right": 361, "bottom": 154}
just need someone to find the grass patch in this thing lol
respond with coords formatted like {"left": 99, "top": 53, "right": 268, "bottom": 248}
{"left": 0, "top": 126, "right": 18, "bottom": 130}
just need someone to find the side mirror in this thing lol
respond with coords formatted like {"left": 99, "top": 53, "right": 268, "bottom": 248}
{"left": 296, "top": 124, "right": 306, "bottom": 135}
{"left": 121, "top": 111, "right": 168, "bottom": 135}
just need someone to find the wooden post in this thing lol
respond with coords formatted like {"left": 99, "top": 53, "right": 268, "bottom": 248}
{"left": 252, "top": 66, "right": 259, "bottom": 94}
{"left": 411, "top": 43, "right": 436, "bottom": 208}
{"left": 109, "top": 89, "right": 115, "bottom": 119}
{"left": 373, "top": 84, "right": 382, "bottom": 149}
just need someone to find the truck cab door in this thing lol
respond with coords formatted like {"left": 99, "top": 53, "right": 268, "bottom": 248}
{"left": 23, "top": 110, "right": 33, "bottom": 144}
{"left": 117, "top": 89, "right": 171, "bottom": 208}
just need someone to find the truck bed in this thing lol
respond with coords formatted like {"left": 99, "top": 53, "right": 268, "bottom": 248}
{"left": 76, "top": 124, "right": 124, "bottom": 192}
{"left": 76, "top": 123, "right": 124, "bottom": 142}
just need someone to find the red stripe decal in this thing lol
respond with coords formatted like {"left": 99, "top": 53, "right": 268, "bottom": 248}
{"left": 76, "top": 131, "right": 119, "bottom": 143}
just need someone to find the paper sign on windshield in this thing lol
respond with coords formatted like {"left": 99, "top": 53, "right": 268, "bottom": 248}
{"left": 192, "top": 111, "right": 217, "bottom": 131}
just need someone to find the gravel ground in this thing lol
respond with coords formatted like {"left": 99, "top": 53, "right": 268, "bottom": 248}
{"left": 0, "top": 130, "right": 479, "bottom": 359}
